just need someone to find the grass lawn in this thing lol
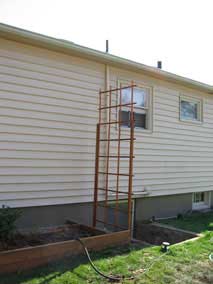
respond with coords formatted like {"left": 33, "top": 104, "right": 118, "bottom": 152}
{"left": 1, "top": 212, "right": 213, "bottom": 284}
{"left": 159, "top": 211, "right": 213, "bottom": 234}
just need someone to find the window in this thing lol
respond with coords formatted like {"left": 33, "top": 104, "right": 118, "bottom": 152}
{"left": 120, "top": 86, "right": 151, "bottom": 129}
{"left": 192, "top": 192, "right": 210, "bottom": 210}
{"left": 180, "top": 96, "right": 202, "bottom": 122}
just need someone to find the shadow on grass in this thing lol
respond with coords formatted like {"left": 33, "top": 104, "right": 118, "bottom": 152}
{"left": 0, "top": 242, "right": 149, "bottom": 284}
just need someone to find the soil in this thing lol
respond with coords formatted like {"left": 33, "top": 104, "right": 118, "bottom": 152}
{"left": 134, "top": 222, "right": 197, "bottom": 245}
{"left": 0, "top": 223, "right": 100, "bottom": 252}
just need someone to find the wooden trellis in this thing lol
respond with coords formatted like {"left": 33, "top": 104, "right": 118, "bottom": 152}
{"left": 92, "top": 83, "right": 136, "bottom": 231}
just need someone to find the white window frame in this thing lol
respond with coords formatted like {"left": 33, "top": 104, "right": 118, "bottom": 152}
{"left": 117, "top": 81, "right": 153, "bottom": 132}
{"left": 179, "top": 95, "right": 203, "bottom": 123}
{"left": 192, "top": 191, "right": 211, "bottom": 210}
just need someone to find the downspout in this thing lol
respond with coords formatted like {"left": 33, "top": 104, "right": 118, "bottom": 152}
{"left": 105, "top": 64, "right": 110, "bottom": 90}
{"left": 105, "top": 64, "right": 110, "bottom": 92}
{"left": 105, "top": 40, "right": 110, "bottom": 111}
{"left": 103, "top": 38, "right": 111, "bottom": 228}
{"left": 105, "top": 64, "right": 110, "bottom": 121}
{"left": 103, "top": 64, "right": 110, "bottom": 230}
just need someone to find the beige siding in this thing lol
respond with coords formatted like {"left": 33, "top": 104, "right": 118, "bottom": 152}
{"left": 0, "top": 38, "right": 105, "bottom": 207}
{"left": 0, "top": 37, "right": 212, "bottom": 208}
{"left": 110, "top": 67, "right": 213, "bottom": 197}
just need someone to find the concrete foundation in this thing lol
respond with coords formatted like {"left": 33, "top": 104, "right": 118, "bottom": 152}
{"left": 135, "top": 193, "right": 193, "bottom": 221}
{"left": 211, "top": 192, "right": 213, "bottom": 207}
{"left": 16, "top": 202, "right": 93, "bottom": 230}
{"left": 15, "top": 192, "right": 213, "bottom": 230}
{"left": 16, "top": 201, "right": 128, "bottom": 231}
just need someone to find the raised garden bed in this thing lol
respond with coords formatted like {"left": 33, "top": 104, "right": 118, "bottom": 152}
{"left": 0, "top": 223, "right": 130, "bottom": 274}
{"left": 135, "top": 222, "right": 198, "bottom": 245}
{"left": 0, "top": 223, "right": 101, "bottom": 252}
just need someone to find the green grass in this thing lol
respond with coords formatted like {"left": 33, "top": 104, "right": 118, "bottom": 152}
{"left": 159, "top": 211, "right": 213, "bottom": 234}
{"left": 1, "top": 212, "right": 213, "bottom": 284}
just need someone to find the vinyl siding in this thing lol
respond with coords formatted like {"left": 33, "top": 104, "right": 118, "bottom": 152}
{"left": 0, "top": 37, "right": 212, "bottom": 208}
{"left": 0, "top": 38, "right": 105, "bottom": 207}
{"left": 109, "top": 67, "right": 213, "bottom": 197}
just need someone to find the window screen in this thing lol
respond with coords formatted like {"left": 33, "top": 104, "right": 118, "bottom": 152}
{"left": 119, "top": 86, "right": 150, "bottom": 130}
{"left": 134, "top": 112, "right": 146, "bottom": 128}
{"left": 120, "top": 110, "right": 129, "bottom": 127}
{"left": 120, "top": 111, "right": 147, "bottom": 129}
{"left": 180, "top": 97, "right": 202, "bottom": 122}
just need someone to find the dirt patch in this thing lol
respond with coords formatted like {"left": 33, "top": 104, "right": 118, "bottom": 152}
{"left": 0, "top": 223, "right": 103, "bottom": 252}
{"left": 135, "top": 222, "right": 198, "bottom": 245}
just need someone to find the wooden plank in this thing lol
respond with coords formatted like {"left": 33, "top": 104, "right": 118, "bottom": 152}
{"left": 0, "top": 230, "right": 130, "bottom": 274}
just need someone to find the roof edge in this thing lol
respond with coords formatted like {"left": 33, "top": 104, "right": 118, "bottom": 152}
{"left": 0, "top": 23, "right": 212, "bottom": 94}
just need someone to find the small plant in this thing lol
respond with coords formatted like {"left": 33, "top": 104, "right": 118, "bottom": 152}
{"left": 0, "top": 205, "right": 22, "bottom": 243}
{"left": 177, "top": 213, "right": 184, "bottom": 220}
{"left": 151, "top": 216, "right": 156, "bottom": 222}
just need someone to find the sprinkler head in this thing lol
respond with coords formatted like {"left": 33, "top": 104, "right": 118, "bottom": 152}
{"left": 161, "top": 241, "right": 170, "bottom": 252}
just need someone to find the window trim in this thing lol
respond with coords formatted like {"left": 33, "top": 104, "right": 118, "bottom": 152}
{"left": 192, "top": 191, "right": 211, "bottom": 210}
{"left": 117, "top": 80, "right": 153, "bottom": 132}
{"left": 179, "top": 95, "right": 203, "bottom": 124}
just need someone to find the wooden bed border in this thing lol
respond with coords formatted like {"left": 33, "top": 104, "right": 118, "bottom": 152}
{"left": 0, "top": 229, "right": 130, "bottom": 274}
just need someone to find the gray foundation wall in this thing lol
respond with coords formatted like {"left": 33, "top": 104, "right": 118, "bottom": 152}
{"left": 15, "top": 191, "right": 213, "bottom": 230}
{"left": 16, "top": 202, "right": 93, "bottom": 230}
{"left": 16, "top": 201, "right": 129, "bottom": 231}
{"left": 135, "top": 193, "right": 193, "bottom": 221}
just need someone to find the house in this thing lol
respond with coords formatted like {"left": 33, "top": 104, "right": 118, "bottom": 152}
{"left": 0, "top": 23, "right": 212, "bottom": 230}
